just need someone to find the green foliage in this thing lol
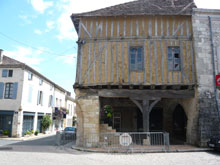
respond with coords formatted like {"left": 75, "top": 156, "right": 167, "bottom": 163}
{"left": 3, "top": 130, "right": 9, "bottom": 135}
{"left": 41, "top": 115, "right": 52, "bottom": 131}
{"left": 31, "top": 130, "right": 34, "bottom": 134}
{"left": 25, "top": 130, "right": 32, "bottom": 135}
{"left": 66, "top": 109, "right": 69, "bottom": 114}
{"left": 104, "top": 105, "right": 113, "bottom": 118}
{"left": 34, "top": 130, "right": 39, "bottom": 136}
{"left": 72, "top": 116, "right": 77, "bottom": 126}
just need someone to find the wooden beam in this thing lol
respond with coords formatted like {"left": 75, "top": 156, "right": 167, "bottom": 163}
{"left": 98, "top": 89, "right": 194, "bottom": 99}
{"left": 130, "top": 99, "right": 143, "bottom": 113}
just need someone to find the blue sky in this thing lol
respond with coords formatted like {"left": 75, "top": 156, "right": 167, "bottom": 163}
{"left": 0, "top": 0, "right": 219, "bottom": 97}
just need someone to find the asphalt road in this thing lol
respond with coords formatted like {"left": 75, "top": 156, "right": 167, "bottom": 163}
{"left": 1, "top": 136, "right": 220, "bottom": 165}
{"left": 0, "top": 135, "right": 82, "bottom": 154}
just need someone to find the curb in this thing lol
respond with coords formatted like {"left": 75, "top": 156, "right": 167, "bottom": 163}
{"left": 71, "top": 146, "right": 213, "bottom": 154}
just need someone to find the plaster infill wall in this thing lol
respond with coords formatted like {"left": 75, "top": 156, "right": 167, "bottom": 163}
{"left": 75, "top": 89, "right": 100, "bottom": 147}
{"left": 193, "top": 9, "right": 220, "bottom": 146}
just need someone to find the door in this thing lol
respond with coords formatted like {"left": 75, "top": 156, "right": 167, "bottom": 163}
{"left": 37, "top": 116, "right": 43, "bottom": 133}
{"left": 113, "top": 112, "right": 121, "bottom": 132}
{"left": 0, "top": 115, "right": 13, "bottom": 137}
{"left": 22, "top": 116, "right": 34, "bottom": 136}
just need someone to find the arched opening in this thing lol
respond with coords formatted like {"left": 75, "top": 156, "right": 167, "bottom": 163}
{"left": 150, "top": 108, "right": 163, "bottom": 131}
{"left": 171, "top": 104, "right": 187, "bottom": 144}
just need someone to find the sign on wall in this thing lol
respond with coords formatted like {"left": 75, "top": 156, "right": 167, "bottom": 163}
{"left": 216, "top": 75, "right": 220, "bottom": 86}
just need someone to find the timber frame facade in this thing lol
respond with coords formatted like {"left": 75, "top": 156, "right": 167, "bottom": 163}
{"left": 71, "top": 0, "right": 206, "bottom": 147}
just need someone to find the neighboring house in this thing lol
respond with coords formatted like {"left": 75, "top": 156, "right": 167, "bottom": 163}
{"left": 0, "top": 50, "right": 75, "bottom": 137}
{"left": 71, "top": 0, "right": 200, "bottom": 147}
{"left": 192, "top": 8, "right": 220, "bottom": 146}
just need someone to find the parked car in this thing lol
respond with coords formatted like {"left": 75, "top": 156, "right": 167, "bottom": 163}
{"left": 63, "top": 127, "right": 76, "bottom": 140}
{"left": 207, "top": 136, "right": 220, "bottom": 151}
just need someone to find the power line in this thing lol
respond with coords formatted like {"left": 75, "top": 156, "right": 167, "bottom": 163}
{"left": 0, "top": 31, "right": 77, "bottom": 57}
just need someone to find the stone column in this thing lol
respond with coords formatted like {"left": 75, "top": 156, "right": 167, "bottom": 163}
{"left": 75, "top": 89, "right": 100, "bottom": 147}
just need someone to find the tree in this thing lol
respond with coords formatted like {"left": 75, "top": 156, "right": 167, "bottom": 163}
{"left": 41, "top": 115, "right": 52, "bottom": 133}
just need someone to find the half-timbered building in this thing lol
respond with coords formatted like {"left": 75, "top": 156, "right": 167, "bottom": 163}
{"left": 71, "top": 0, "right": 199, "bottom": 147}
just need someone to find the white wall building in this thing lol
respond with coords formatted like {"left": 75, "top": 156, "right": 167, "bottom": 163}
{"left": 0, "top": 50, "right": 75, "bottom": 137}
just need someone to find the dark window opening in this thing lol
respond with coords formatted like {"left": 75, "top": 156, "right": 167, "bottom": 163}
{"left": 8, "top": 70, "right": 13, "bottom": 77}
{"left": 167, "top": 47, "right": 181, "bottom": 71}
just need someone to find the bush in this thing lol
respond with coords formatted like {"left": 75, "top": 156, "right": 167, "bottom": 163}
{"left": 31, "top": 130, "right": 34, "bottom": 134}
{"left": 25, "top": 130, "right": 32, "bottom": 135}
{"left": 41, "top": 115, "right": 52, "bottom": 133}
{"left": 3, "top": 130, "right": 9, "bottom": 135}
{"left": 34, "top": 130, "right": 39, "bottom": 136}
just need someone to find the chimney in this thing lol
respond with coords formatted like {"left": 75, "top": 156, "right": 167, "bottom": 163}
{"left": 0, "top": 49, "right": 3, "bottom": 64}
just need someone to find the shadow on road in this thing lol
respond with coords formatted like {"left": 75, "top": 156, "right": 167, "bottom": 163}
{"left": 1, "top": 135, "right": 85, "bottom": 155}
{"left": 207, "top": 150, "right": 220, "bottom": 156}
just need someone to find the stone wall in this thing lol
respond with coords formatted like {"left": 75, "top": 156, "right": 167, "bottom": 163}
{"left": 162, "top": 97, "right": 198, "bottom": 145}
{"left": 75, "top": 89, "right": 100, "bottom": 147}
{"left": 192, "top": 9, "right": 220, "bottom": 146}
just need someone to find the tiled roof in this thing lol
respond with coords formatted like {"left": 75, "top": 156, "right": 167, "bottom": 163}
{"left": 2, "top": 56, "right": 24, "bottom": 65}
{"left": 72, "top": 0, "right": 196, "bottom": 17}
{"left": 71, "top": 0, "right": 196, "bottom": 33}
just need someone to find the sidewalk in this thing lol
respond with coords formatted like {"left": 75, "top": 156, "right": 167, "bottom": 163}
{"left": 0, "top": 132, "right": 56, "bottom": 141}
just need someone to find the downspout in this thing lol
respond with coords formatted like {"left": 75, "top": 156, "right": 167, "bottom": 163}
{"left": 208, "top": 16, "right": 220, "bottom": 116}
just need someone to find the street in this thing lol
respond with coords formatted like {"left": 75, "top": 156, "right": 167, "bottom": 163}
{"left": 0, "top": 135, "right": 220, "bottom": 165}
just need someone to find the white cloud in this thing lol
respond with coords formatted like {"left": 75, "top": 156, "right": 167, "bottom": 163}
{"left": 54, "top": 0, "right": 133, "bottom": 41}
{"left": 29, "top": 0, "right": 53, "bottom": 14}
{"left": 4, "top": 46, "right": 44, "bottom": 67}
{"left": 195, "top": 0, "right": 220, "bottom": 9}
{"left": 34, "top": 29, "right": 42, "bottom": 35}
{"left": 19, "top": 15, "right": 32, "bottom": 24}
{"left": 46, "top": 21, "right": 55, "bottom": 30}
{"left": 56, "top": 53, "right": 76, "bottom": 65}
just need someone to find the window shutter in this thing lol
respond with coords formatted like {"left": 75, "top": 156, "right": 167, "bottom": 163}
{"left": 28, "top": 86, "right": 33, "bottom": 103}
{"left": 2, "top": 69, "right": 8, "bottom": 77}
{"left": 52, "top": 96, "right": 55, "bottom": 107}
{"left": 41, "top": 92, "right": 43, "bottom": 106}
{"left": 37, "top": 91, "right": 40, "bottom": 105}
{"left": 0, "top": 82, "right": 4, "bottom": 99}
{"left": 48, "top": 95, "right": 51, "bottom": 107}
{"left": 12, "top": 82, "right": 18, "bottom": 99}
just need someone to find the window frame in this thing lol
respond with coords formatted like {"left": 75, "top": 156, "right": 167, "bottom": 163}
{"left": 167, "top": 46, "right": 181, "bottom": 71}
{"left": 4, "top": 83, "right": 14, "bottom": 99}
{"left": 129, "top": 46, "right": 144, "bottom": 72}
{"left": 2, "top": 69, "right": 13, "bottom": 78}
{"left": 28, "top": 72, "right": 33, "bottom": 80}
{"left": 39, "top": 79, "right": 43, "bottom": 85}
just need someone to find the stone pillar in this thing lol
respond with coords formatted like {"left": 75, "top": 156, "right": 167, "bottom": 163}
{"left": 193, "top": 11, "right": 220, "bottom": 146}
{"left": 75, "top": 89, "right": 100, "bottom": 147}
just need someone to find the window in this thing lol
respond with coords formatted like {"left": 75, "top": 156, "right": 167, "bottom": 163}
{"left": 37, "top": 91, "right": 43, "bottom": 105}
{"left": 4, "top": 83, "right": 13, "bottom": 99}
{"left": 129, "top": 47, "right": 143, "bottom": 71}
{"left": 2, "top": 69, "right": 13, "bottom": 77}
{"left": 28, "top": 72, "right": 33, "bottom": 80}
{"left": 167, "top": 47, "right": 181, "bottom": 71}
{"left": 48, "top": 95, "right": 53, "bottom": 107}
{"left": 39, "top": 79, "right": 43, "bottom": 85}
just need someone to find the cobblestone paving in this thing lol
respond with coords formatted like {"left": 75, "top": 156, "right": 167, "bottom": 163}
{"left": 0, "top": 151, "right": 220, "bottom": 165}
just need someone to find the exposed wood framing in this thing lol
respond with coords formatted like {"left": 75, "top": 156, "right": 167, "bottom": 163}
{"left": 98, "top": 89, "right": 194, "bottom": 99}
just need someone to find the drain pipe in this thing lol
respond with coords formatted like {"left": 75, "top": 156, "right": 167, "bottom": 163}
{"left": 208, "top": 16, "right": 220, "bottom": 116}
